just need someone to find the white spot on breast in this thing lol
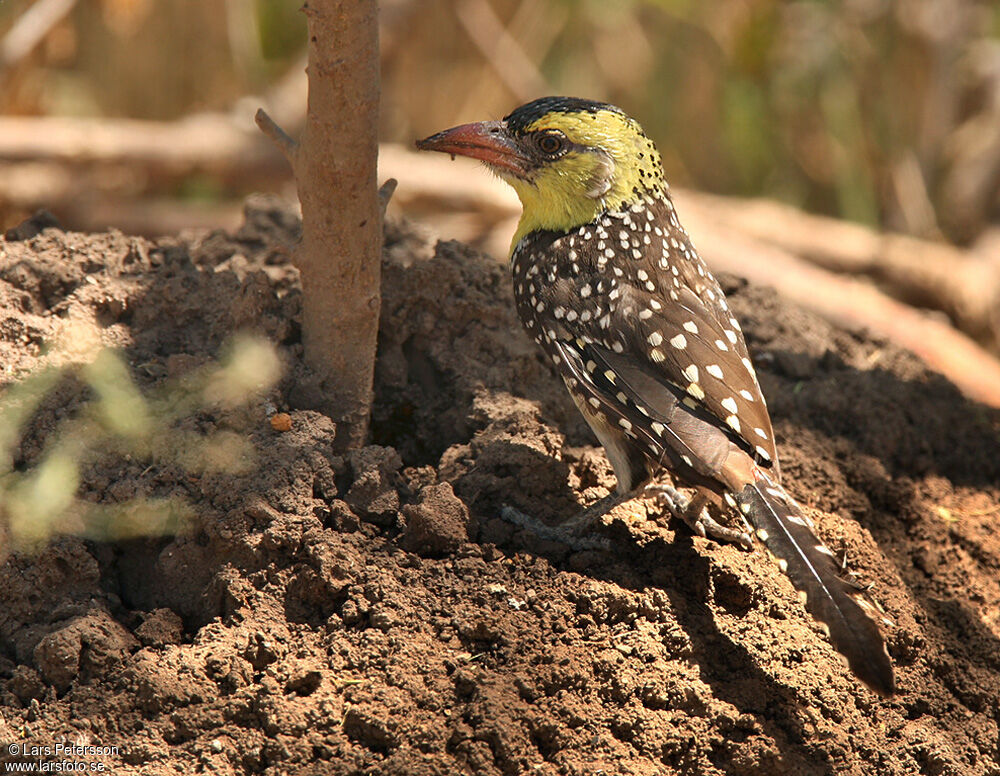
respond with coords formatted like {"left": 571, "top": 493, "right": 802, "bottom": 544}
{"left": 649, "top": 299, "right": 662, "bottom": 311}
{"left": 566, "top": 310, "right": 578, "bottom": 322}
{"left": 639, "top": 308, "right": 653, "bottom": 320}
{"left": 581, "top": 284, "right": 591, "bottom": 298}
{"left": 637, "top": 269, "right": 648, "bottom": 281}
{"left": 645, "top": 281, "right": 656, "bottom": 292}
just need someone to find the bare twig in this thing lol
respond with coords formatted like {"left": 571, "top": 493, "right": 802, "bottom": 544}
{"left": 0, "top": 0, "right": 79, "bottom": 70}
{"left": 378, "top": 178, "right": 398, "bottom": 218}
{"left": 254, "top": 109, "right": 299, "bottom": 170}
{"left": 455, "top": 0, "right": 548, "bottom": 101}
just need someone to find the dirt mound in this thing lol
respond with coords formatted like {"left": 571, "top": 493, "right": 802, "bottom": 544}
{"left": 0, "top": 198, "right": 998, "bottom": 775}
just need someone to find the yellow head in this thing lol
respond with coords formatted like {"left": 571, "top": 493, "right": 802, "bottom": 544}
{"left": 416, "top": 97, "right": 666, "bottom": 250}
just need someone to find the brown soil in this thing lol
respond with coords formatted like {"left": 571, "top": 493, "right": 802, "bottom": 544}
{"left": 1, "top": 198, "right": 999, "bottom": 775}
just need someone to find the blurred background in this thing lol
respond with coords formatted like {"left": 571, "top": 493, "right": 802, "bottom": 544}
{"left": 2, "top": 0, "right": 1000, "bottom": 401}
{"left": 3, "top": 0, "right": 1000, "bottom": 242}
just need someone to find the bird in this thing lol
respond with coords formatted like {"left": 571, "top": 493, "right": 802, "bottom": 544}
{"left": 416, "top": 96, "right": 894, "bottom": 695}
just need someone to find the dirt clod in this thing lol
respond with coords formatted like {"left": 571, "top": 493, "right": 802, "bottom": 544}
{"left": 401, "top": 481, "right": 470, "bottom": 556}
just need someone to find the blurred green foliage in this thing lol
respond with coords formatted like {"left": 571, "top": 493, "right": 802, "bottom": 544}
{"left": 0, "top": 335, "right": 281, "bottom": 553}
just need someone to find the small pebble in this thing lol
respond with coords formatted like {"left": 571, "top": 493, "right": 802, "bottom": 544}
{"left": 270, "top": 413, "right": 293, "bottom": 432}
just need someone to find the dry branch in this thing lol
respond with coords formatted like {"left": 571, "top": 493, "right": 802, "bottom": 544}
{"left": 455, "top": 0, "right": 549, "bottom": 101}
{"left": 1, "top": 0, "right": 79, "bottom": 70}
{"left": 686, "top": 192, "right": 1000, "bottom": 352}
{"left": 676, "top": 201, "right": 1000, "bottom": 409}
{"left": 0, "top": 55, "right": 307, "bottom": 190}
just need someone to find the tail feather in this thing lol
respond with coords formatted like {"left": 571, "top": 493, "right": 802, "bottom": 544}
{"left": 735, "top": 474, "right": 895, "bottom": 695}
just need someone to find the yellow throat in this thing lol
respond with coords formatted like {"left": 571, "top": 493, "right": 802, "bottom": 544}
{"left": 503, "top": 108, "right": 666, "bottom": 251}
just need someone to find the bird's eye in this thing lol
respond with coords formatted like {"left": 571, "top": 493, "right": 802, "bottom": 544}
{"left": 536, "top": 132, "right": 565, "bottom": 156}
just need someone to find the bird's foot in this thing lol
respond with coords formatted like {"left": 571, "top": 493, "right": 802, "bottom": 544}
{"left": 646, "top": 484, "right": 753, "bottom": 550}
{"left": 499, "top": 493, "right": 623, "bottom": 552}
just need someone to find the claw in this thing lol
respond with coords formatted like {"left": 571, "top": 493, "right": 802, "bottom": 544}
{"left": 646, "top": 483, "right": 754, "bottom": 551}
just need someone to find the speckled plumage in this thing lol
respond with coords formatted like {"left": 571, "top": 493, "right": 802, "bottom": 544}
{"left": 510, "top": 189, "right": 778, "bottom": 491}
{"left": 417, "top": 96, "right": 895, "bottom": 696}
